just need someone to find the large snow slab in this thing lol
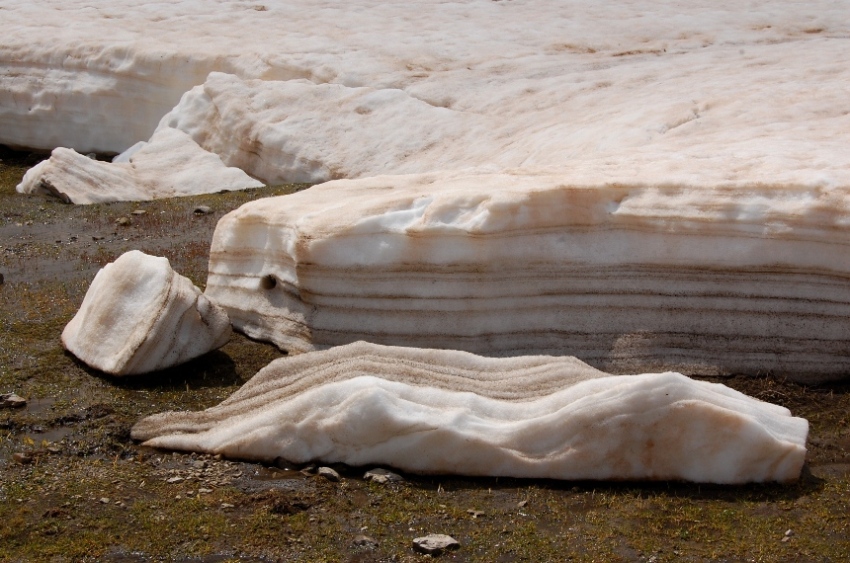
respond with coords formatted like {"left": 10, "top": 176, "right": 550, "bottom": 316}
{"left": 132, "top": 342, "right": 808, "bottom": 484}
{"left": 204, "top": 171, "right": 850, "bottom": 382}
{"left": 16, "top": 128, "right": 262, "bottom": 204}
{"left": 63, "top": 250, "right": 232, "bottom": 375}
{"left": 2, "top": 1, "right": 849, "bottom": 188}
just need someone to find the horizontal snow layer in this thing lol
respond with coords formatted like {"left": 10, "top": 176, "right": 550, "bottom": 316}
{"left": 204, "top": 172, "right": 850, "bottom": 382}
{"left": 15, "top": 128, "right": 262, "bottom": 203}
{"left": 63, "top": 250, "right": 232, "bottom": 375}
{"left": 132, "top": 342, "right": 808, "bottom": 484}
{"left": 2, "top": 1, "right": 849, "bottom": 188}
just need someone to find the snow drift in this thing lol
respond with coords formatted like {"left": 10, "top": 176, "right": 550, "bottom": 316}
{"left": 132, "top": 342, "right": 809, "bottom": 484}
{"left": 16, "top": 128, "right": 262, "bottom": 204}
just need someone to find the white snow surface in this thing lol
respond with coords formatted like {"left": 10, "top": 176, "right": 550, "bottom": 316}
{"left": 132, "top": 342, "right": 809, "bottom": 484}
{"left": 15, "top": 128, "right": 262, "bottom": 203}
{"left": 2, "top": 0, "right": 849, "bottom": 187}
{"left": 62, "top": 250, "right": 232, "bottom": 375}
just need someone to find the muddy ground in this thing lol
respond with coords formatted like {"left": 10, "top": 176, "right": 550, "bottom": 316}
{"left": 1, "top": 146, "right": 848, "bottom": 562}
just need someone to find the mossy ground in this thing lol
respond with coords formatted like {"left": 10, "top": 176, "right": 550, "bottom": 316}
{"left": 1, "top": 146, "right": 849, "bottom": 562}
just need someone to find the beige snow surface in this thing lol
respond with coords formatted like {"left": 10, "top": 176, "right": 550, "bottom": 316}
{"left": 62, "top": 251, "right": 232, "bottom": 375}
{"left": 132, "top": 342, "right": 809, "bottom": 484}
{"left": 15, "top": 128, "right": 262, "bottom": 203}
{"left": 2, "top": 0, "right": 849, "bottom": 188}
{"left": 204, "top": 171, "right": 850, "bottom": 383}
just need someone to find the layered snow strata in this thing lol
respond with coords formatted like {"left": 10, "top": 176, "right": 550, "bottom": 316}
{"left": 16, "top": 128, "right": 262, "bottom": 204}
{"left": 63, "top": 251, "right": 232, "bottom": 375}
{"left": 132, "top": 342, "right": 809, "bottom": 484}
{"left": 205, "top": 172, "right": 850, "bottom": 383}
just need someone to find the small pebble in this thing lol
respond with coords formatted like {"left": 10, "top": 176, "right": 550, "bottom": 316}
{"left": 193, "top": 205, "right": 213, "bottom": 215}
{"left": 318, "top": 466, "right": 341, "bottom": 482}
{"left": 412, "top": 534, "right": 460, "bottom": 556}
{"left": 114, "top": 216, "right": 131, "bottom": 226}
{"left": 0, "top": 393, "right": 26, "bottom": 409}
{"left": 353, "top": 534, "right": 379, "bottom": 548}
{"left": 364, "top": 467, "right": 404, "bottom": 484}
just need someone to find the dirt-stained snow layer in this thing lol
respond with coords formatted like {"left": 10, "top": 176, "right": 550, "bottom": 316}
{"left": 204, "top": 171, "right": 850, "bottom": 383}
{"left": 63, "top": 250, "right": 232, "bottom": 375}
{"left": 132, "top": 342, "right": 809, "bottom": 484}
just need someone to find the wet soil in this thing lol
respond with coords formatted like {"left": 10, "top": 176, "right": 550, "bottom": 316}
{"left": 1, "top": 145, "right": 849, "bottom": 562}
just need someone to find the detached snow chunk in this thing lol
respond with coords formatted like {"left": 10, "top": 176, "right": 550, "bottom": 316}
{"left": 16, "top": 128, "right": 262, "bottom": 204}
{"left": 63, "top": 251, "right": 231, "bottom": 375}
{"left": 132, "top": 342, "right": 809, "bottom": 484}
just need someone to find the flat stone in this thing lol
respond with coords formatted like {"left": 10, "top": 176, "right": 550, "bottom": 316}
{"left": 317, "top": 466, "right": 341, "bottom": 482}
{"left": 364, "top": 467, "right": 404, "bottom": 484}
{"left": 0, "top": 393, "right": 27, "bottom": 409}
{"left": 412, "top": 534, "right": 460, "bottom": 556}
{"left": 352, "top": 534, "right": 378, "bottom": 548}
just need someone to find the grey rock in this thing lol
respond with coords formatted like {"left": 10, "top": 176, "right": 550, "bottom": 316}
{"left": 193, "top": 205, "right": 213, "bottom": 215}
{"left": 318, "top": 466, "right": 341, "bottom": 482}
{"left": 352, "top": 534, "right": 379, "bottom": 548}
{"left": 364, "top": 467, "right": 404, "bottom": 484}
{"left": 0, "top": 393, "right": 26, "bottom": 408}
{"left": 131, "top": 209, "right": 147, "bottom": 215}
{"left": 412, "top": 534, "right": 460, "bottom": 555}
{"left": 114, "top": 216, "right": 131, "bottom": 226}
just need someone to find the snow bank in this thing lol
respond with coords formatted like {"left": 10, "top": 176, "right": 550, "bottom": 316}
{"left": 16, "top": 128, "right": 262, "bottom": 204}
{"left": 204, "top": 171, "right": 850, "bottom": 382}
{"left": 2, "top": 1, "right": 849, "bottom": 188}
{"left": 63, "top": 251, "right": 232, "bottom": 375}
{"left": 132, "top": 342, "right": 808, "bottom": 484}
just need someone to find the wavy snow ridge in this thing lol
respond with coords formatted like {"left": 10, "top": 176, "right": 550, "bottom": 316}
{"left": 132, "top": 342, "right": 808, "bottom": 484}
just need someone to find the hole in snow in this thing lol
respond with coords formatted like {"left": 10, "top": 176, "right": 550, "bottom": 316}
{"left": 260, "top": 275, "right": 277, "bottom": 290}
